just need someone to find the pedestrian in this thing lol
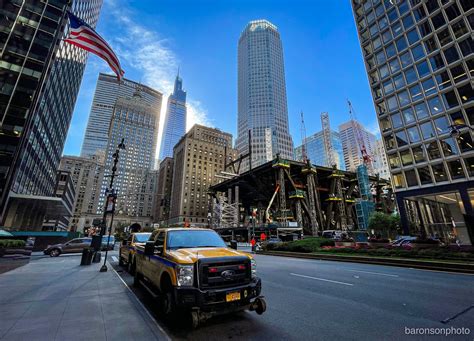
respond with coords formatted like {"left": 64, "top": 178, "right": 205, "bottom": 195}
{"left": 250, "top": 237, "right": 256, "bottom": 252}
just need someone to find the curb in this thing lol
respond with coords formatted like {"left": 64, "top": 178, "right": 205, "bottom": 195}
{"left": 257, "top": 251, "right": 474, "bottom": 274}
{"left": 110, "top": 263, "right": 172, "bottom": 340}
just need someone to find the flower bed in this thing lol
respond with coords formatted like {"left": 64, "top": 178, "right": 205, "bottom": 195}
{"left": 264, "top": 238, "right": 474, "bottom": 262}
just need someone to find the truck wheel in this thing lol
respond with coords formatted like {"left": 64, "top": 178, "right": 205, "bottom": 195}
{"left": 191, "top": 311, "right": 200, "bottom": 329}
{"left": 255, "top": 297, "right": 266, "bottom": 315}
{"left": 160, "top": 291, "right": 176, "bottom": 317}
{"left": 159, "top": 277, "right": 176, "bottom": 318}
{"left": 133, "top": 270, "right": 143, "bottom": 287}
{"left": 118, "top": 255, "right": 124, "bottom": 266}
{"left": 128, "top": 257, "right": 136, "bottom": 275}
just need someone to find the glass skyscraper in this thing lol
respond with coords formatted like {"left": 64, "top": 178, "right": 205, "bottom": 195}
{"left": 98, "top": 90, "right": 159, "bottom": 218}
{"left": 0, "top": 0, "right": 103, "bottom": 229}
{"left": 236, "top": 20, "right": 294, "bottom": 170}
{"left": 159, "top": 73, "right": 187, "bottom": 161}
{"left": 352, "top": 0, "right": 474, "bottom": 244}
{"left": 81, "top": 73, "right": 163, "bottom": 158}
{"left": 295, "top": 130, "right": 346, "bottom": 170}
{"left": 338, "top": 120, "right": 377, "bottom": 173}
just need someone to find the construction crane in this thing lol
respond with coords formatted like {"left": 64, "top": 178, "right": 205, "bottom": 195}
{"left": 300, "top": 111, "right": 308, "bottom": 162}
{"left": 265, "top": 184, "right": 280, "bottom": 223}
{"left": 347, "top": 100, "right": 374, "bottom": 174}
{"left": 321, "top": 112, "right": 335, "bottom": 168}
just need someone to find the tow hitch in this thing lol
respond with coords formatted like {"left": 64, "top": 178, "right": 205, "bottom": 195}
{"left": 190, "top": 296, "right": 267, "bottom": 328}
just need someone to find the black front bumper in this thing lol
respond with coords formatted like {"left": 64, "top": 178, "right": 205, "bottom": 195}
{"left": 173, "top": 277, "right": 262, "bottom": 312}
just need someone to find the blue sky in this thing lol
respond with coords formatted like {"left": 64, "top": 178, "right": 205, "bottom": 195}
{"left": 63, "top": 0, "right": 380, "bottom": 156}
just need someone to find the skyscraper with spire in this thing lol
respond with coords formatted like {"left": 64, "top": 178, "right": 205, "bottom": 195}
{"left": 237, "top": 20, "right": 294, "bottom": 170}
{"left": 159, "top": 72, "right": 187, "bottom": 161}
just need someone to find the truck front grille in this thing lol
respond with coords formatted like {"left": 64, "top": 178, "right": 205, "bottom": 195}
{"left": 198, "top": 257, "right": 251, "bottom": 289}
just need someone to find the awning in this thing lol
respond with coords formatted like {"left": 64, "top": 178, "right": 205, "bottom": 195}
{"left": 7, "top": 193, "right": 72, "bottom": 217}
{"left": 0, "top": 229, "right": 13, "bottom": 237}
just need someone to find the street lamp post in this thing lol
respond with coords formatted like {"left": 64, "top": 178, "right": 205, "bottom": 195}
{"left": 100, "top": 138, "right": 126, "bottom": 272}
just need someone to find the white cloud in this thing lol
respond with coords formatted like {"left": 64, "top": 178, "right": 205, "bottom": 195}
{"left": 187, "top": 100, "right": 213, "bottom": 131}
{"left": 102, "top": 0, "right": 210, "bottom": 160}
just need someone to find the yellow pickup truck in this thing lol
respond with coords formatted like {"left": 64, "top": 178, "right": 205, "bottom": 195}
{"left": 134, "top": 228, "right": 266, "bottom": 327}
{"left": 119, "top": 232, "right": 151, "bottom": 274}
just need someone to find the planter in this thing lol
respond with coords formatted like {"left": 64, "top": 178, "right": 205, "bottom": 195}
{"left": 368, "top": 242, "right": 391, "bottom": 249}
{"left": 410, "top": 243, "right": 440, "bottom": 250}
{"left": 335, "top": 241, "right": 356, "bottom": 247}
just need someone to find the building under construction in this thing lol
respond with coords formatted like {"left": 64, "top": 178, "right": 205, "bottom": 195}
{"left": 208, "top": 155, "right": 394, "bottom": 239}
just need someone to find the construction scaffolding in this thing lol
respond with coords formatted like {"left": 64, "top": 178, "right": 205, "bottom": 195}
{"left": 355, "top": 165, "right": 375, "bottom": 230}
{"left": 209, "top": 157, "right": 393, "bottom": 238}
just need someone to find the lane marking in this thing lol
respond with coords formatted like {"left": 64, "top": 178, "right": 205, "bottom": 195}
{"left": 407, "top": 268, "right": 474, "bottom": 276}
{"left": 110, "top": 264, "right": 171, "bottom": 341}
{"left": 111, "top": 256, "right": 118, "bottom": 262}
{"left": 441, "top": 305, "right": 474, "bottom": 324}
{"left": 347, "top": 269, "right": 399, "bottom": 277}
{"left": 290, "top": 273, "right": 354, "bottom": 286}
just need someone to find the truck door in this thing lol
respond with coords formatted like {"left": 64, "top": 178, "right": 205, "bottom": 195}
{"left": 122, "top": 235, "right": 132, "bottom": 261}
{"left": 143, "top": 231, "right": 165, "bottom": 284}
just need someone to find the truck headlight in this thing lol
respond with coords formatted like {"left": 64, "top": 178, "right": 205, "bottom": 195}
{"left": 176, "top": 265, "right": 194, "bottom": 286}
{"left": 251, "top": 259, "right": 257, "bottom": 278}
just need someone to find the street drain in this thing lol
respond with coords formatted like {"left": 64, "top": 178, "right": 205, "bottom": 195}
{"left": 441, "top": 305, "right": 474, "bottom": 324}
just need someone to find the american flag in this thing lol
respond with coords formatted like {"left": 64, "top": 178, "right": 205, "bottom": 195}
{"left": 64, "top": 12, "right": 124, "bottom": 80}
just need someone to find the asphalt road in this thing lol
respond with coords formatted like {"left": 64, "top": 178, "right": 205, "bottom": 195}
{"left": 108, "top": 251, "right": 474, "bottom": 341}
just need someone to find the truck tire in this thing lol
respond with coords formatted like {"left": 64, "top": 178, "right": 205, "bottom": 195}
{"left": 191, "top": 311, "right": 200, "bottom": 329}
{"left": 118, "top": 254, "right": 124, "bottom": 266}
{"left": 133, "top": 270, "right": 143, "bottom": 287}
{"left": 159, "top": 276, "right": 176, "bottom": 318}
{"left": 128, "top": 256, "right": 136, "bottom": 275}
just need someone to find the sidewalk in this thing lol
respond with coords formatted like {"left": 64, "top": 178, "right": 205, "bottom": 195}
{"left": 0, "top": 255, "right": 169, "bottom": 341}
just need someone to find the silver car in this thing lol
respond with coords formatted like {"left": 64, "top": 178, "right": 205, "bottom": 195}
{"left": 43, "top": 238, "right": 92, "bottom": 257}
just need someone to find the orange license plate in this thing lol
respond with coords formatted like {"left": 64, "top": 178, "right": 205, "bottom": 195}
{"left": 226, "top": 291, "right": 241, "bottom": 302}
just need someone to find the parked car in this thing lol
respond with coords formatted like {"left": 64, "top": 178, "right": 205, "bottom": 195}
{"left": 101, "top": 235, "right": 116, "bottom": 251}
{"left": 43, "top": 238, "right": 92, "bottom": 257}
{"left": 265, "top": 237, "right": 283, "bottom": 244}
{"left": 390, "top": 236, "right": 417, "bottom": 247}
{"left": 134, "top": 228, "right": 266, "bottom": 328}
{"left": 119, "top": 232, "right": 151, "bottom": 274}
{"left": 322, "top": 230, "right": 343, "bottom": 240}
{"left": 401, "top": 238, "right": 441, "bottom": 250}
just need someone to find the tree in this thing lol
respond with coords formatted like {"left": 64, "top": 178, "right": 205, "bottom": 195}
{"left": 368, "top": 212, "right": 401, "bottom": 238}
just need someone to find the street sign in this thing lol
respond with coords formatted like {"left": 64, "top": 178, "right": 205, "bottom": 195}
{"left": 105, "top": 194, "right": 117, "bottom": 213}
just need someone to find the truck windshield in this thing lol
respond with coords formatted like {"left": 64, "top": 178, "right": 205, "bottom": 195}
{"left": 167, "top": 230, "right": 227, "bottom": 249}
{"left": 135, "top": 233, "right": 151, "bottom": 243}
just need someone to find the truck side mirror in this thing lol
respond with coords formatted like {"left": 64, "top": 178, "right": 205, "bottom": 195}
{"left": 144, "top": 241, "right": 154, "bottom": 256}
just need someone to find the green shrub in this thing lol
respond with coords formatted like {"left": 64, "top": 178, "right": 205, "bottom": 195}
{"left": 271, "top": 238, "right": 335, "bottom": 253}
{"left": 0, "top": 239, "right": 26, "bottom": 248}
{"left": 264, "top": 236, "right": 474, "bottom": 262}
